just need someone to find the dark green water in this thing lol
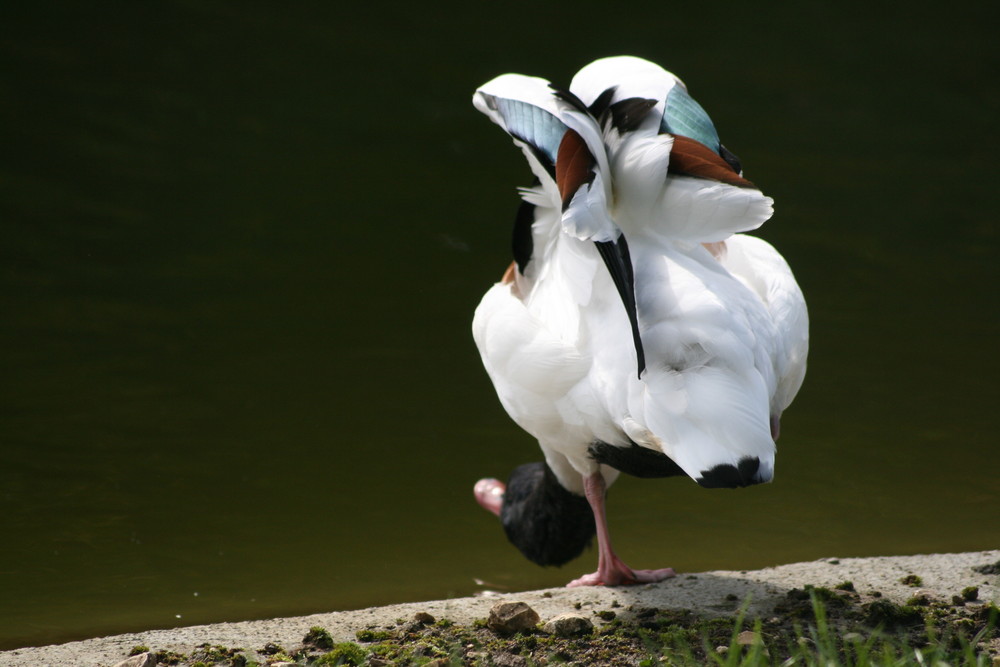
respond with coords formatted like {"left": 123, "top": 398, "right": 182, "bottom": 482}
{"left": 2, "top": 1, "right": 997, "bottom": 650}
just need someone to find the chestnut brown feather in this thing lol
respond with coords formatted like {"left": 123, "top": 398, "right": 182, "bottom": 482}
{"left": 668, "top": 135, "right": 755, "bottom": 188}
{"left": 555, "top": 129, "right": 596, "bottom": 209}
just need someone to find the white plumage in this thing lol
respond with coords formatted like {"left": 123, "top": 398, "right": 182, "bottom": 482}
{"left": 471, "top": 56, "right": 808, "bottom": 586}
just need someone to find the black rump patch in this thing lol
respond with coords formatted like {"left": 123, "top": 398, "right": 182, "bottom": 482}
{"left": 500, "top": 462, "right": 595, "bottom": 567}
{"left": 607, "top": 98, "right": 658, "bottom": 133}
{"left": 696, "top": 456, "right": 762, "bottom": 489}
{"left": 512, "top": 199, "right": 535, "bottom": 273}
{"left": 588, "top": 440, "right": 685, "bottom": 478}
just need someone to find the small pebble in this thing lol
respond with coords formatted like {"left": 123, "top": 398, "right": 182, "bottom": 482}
{"left": 737, "top": 630, "right": 759, "bottom": 646}
{"left": 487, "top": 601, "right": 540, "bottom": 635}
{"left": 112, "top": 654, "right": 156, "bottom": 667}
{"left": 260, "top": 643, "right": 284, "bottom": 656}
{"left": 413, "top": 611, "right": 435, "bottom": 625}
{"left": 542, "top": 612, "right": 593, "bottom": 637}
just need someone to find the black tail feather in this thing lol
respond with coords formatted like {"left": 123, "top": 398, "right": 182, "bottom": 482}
{"left": 594, "top": 236, "right": 645, "bottom": 378}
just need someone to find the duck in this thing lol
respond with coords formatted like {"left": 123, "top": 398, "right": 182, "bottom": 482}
{"left": 470, "top": 56, "right": 808, "bottom": 587}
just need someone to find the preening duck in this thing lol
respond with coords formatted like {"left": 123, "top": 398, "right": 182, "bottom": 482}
{"left": 471, "top": 56, "right": 808, "bottom": 587}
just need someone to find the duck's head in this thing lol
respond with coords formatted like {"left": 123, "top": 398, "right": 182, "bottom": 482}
{"left": 474, "top": 462, "right": 595, "bottom": 567}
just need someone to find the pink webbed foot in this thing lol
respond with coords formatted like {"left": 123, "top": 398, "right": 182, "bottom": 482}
{"left": 567, "top": 556, "right": 676, "bottom": 587}
{"left": 568, "top": 471, "right": 676, "bottom": 587}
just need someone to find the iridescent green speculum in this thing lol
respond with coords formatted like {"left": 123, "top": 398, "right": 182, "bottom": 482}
{"left": 661, "top": 84, "right": 721, "bottom": 152}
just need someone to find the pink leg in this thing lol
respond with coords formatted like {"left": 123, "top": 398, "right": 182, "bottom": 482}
{"left": 567, "top": 472, "right": 676, "bottom": 587}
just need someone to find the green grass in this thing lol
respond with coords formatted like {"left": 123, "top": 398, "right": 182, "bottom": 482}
{"left": 121, "top": 591, "right": 999, "bottom": 666}
{"left": 687, "top": 593, "right": 999, "bottom": 667}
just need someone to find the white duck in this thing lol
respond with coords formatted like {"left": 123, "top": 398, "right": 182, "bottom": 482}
{"left": 471, "top": 56, "right": 808, "bottom": 587}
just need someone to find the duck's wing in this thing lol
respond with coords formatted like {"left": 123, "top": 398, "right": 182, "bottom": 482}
{"left": 473, "top": 73, "right": 616, "bottom": 243}
{"left": 474, "top": 72, "right": 647, "bottom": 376}
{"left": 570, "top": 56, "right": 774, "bottom": 244}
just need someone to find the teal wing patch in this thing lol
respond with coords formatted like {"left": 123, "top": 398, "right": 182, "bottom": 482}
{"left": 661, "top": 85, "right": 721, "bottom": 153}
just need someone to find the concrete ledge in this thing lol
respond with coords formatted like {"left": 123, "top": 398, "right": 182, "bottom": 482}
{"left": 2, "top": 550, "right": 997, "bottom": 666}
